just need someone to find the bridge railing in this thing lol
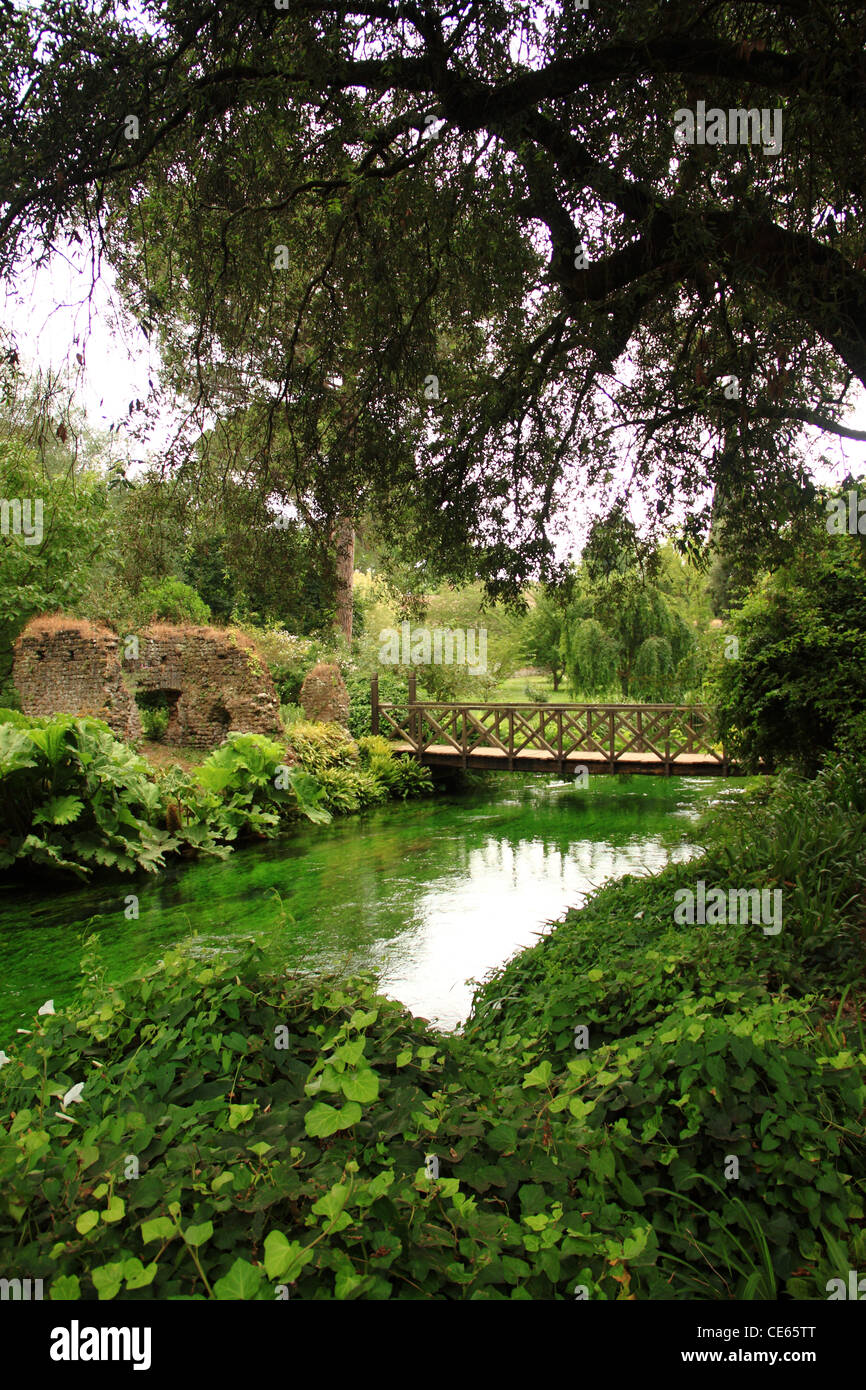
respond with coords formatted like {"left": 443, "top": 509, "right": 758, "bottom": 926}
{"left": 370, "top": 676, "right": 725, "bottom": 766}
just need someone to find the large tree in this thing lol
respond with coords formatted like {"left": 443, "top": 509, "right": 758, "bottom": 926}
{"left": 2, "top": 1, "right": 865, "bottom": 595}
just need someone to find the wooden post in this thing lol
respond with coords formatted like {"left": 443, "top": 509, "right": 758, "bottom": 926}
{"left": 609, "top": 709, "right": 616, "bottom": 772}
{"left": 508, "top": 708, "right": 514, "bottom": 770}
{"left": 370, "top": 673, "right": 379, "bottom": 736}
{"left": 407, "top": 672, "right": 417, "bottom": 749}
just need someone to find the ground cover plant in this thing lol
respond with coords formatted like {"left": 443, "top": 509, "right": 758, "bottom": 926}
{"left": 0, "top": 751, "right": 863, "bottom": 1300}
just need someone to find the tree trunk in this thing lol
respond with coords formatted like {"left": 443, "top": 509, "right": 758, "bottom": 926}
{"left": 333, "top": 517, "right": 354, "bottom": 643}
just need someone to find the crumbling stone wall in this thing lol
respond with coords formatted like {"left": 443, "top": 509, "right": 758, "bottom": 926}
{"left": 12, "top": 617, "right": 141, "bottom": 741}
{"left": 299, "top": 661, "right": 350, "bottom": 725}
{"left": 126, "top": 625, "right": 281, "bottom": 748}
{"left": 12, "top": 617, "right": 281, "bottom": 749}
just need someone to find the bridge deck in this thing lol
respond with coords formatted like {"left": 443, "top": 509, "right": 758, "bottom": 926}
{"left": 389, "top": 743, "right": 734, "bottom": 776}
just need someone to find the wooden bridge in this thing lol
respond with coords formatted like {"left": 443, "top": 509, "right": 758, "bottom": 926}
{"left": 371, "top": 676, "right": 736, "bottom": 776}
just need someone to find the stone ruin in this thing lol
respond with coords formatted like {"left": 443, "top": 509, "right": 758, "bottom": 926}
{"left": 299, "top": 661, "right": 350, "bottom": 725}
{"left": 12, "top": 617, "right": 281, "bottom": 749}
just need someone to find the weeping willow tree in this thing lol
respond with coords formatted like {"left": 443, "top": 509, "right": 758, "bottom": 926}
{"left": 562, "top": 516, "right": 697, "bottom": 701}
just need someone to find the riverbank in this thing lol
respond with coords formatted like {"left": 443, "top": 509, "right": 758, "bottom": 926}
{"left": 0, "top": 772, "right": 717, "bottom": 1033}
{"left": 1, "top": 749, "right": 862, "bottom": 1299}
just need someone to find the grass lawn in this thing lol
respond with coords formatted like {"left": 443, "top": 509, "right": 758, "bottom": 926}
{"left": 137, "top": 740, "right": 206, "bottom": 774}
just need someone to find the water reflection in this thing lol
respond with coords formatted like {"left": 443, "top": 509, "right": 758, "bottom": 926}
{"left": 0, "top": 775, "right": 732, "bottom": 1035}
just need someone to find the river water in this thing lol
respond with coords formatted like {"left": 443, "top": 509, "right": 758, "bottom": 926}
{"left": 0, "top": 774, "right": 737, "bottom": 1036}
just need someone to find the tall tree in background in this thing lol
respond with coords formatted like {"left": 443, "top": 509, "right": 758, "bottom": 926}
{"left": 521, "top": 589, "right": 567, "bottom": 691}
{"left": 0, "top": 2, "right": 865, "bottom": 594}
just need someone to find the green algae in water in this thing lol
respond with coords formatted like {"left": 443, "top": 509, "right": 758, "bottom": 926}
{"left": 0, "top": 774, "right": 739, "bottom": 1035}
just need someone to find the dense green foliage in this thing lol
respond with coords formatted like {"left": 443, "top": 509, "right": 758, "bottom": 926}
{"left": 561, "top": 524, "right": 699, "bottom": 702}
{"left": 0, "top": 713, "right": 432, "bottom": 881}
{"left": 346, "top": 670, "right": 405, "bottom": 740}
{"left": 0, "top": 435, "right": 111, "bottom": 701}
{"left": 0, "top": 710, "right": 176, "bottom": 878}
{"left": 1, "top": 751, "right": 863, "bottom": 1300}
{"left": 711, "top": 515, "right": 866, "bottom": 772}
{"left": 131, "top": 577, "right": 212, "bottom": 627}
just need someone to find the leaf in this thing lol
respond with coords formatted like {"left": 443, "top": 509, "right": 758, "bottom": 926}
{"left": 101, "top": 1195, "right": 125, "bottom": 1223}
{"left": 140, "top": 1215, "right": 175, "bottom": 1243}
{"left": 228, "top": 1102, "right": 256, "bottom": 1129}
{"left": 487, "top": 1122, "right": 518, "bottom": 1152}
{"left": 304, "top": 1100, "right": 362, "bottom": 1137}
{"left": 366, "top": 1169, "right": 396, "bottom": 1200}
{"left": 589, "top": 1145, "right": 616, "bottom": 1181}
{"left": 263, "top": 1230, "right": 315, "bottom": 1283}
{"left": 339, "top": 1068, "right": 379, "bottom": 1103}
{"left": 183, "top": 1220, "right": 213, "bottom": 1247}
{"left": 34, "top": 794, "right": 84, "bottom": 826}
{"left": 122, "top": 1258, "right": 158, "bottom": 1289}
{"left": 75, "top": 1210, "right": 99, "bottom": 1235}
{"left": 312, "top": 1183, "right": 349, "bottom": 1222}
{"left": 213, "top": 1257, "right": 266, "bottom": 1300}
{"left": 621, "top": 1226, "right": 650, "bottom": 1260}
{"left": 92, "top": 1262, "right": 124, "bottom": 1300}
{"left": 522, "top": 1061, "right": 553, "bottom": 1088}
{"left": 49, "top": 1275, "right": 81, "bottom": 1300}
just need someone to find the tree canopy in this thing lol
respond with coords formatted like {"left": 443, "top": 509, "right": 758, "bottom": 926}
{"left": 2, "top": 1, "right": 865, "bottom": 594}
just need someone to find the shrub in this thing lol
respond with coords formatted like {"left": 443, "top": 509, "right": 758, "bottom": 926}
{"left": 136, "top": 691, "right": 170, "bottom": 742}
{"left": 346, "top": 670, "right": 406, "bottom": 739}
{"left": 391, "top": 758, "right": 434, "bottom": 799}
{"left": 244, "top": 628, "right": 318, "bottom": 704}
{"left": 710, "top": 517, "right": 866, "bottom": 773}
{"left": 356, "top": 735, "right": 433, "bottom": 800}
{"left": 1, "top": 943, "right": 861, "bottom": 1301}
{"left": 0, "top": 709, "right": 172, "bottom": 878}
{"left": 132, "top": 577, "right": 212, "bottom": 627}
{"left": 317, "top": 765, "right": 388, "bottom": 813}
{"left": 279, "top": 703, "right": 304, "bottom": 732}
{"left": 195, "top": 732, "right": 331, "bottom": 831}
{"left": 0, "top": 714, "right": 333, "bottom": 880}
{"left": 287, "top": 720, "right": 359, "bottom": 774}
